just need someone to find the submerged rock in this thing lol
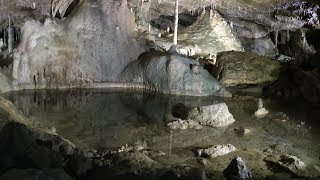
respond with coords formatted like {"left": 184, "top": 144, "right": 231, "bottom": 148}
{"left": 223, "top": 156, "right": 252, "bottom": 180}
{"left": 167, "top": 119, "right": 202, "bottom": 130}
{"left": 214, "top": 51, "right": 280, "bottom": 87}
{"left": 190, "top": 103, "right": 235, "bottom": 127}
{"left": 120, "top": 51, "right": 231, "bottom": 97}
{"left": 198, "top": 144, "right": 237, "bottom": 158}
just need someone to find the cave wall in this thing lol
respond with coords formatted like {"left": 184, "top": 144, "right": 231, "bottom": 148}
{"left": 11, "top": 0, "right": 147, "bottom": 88}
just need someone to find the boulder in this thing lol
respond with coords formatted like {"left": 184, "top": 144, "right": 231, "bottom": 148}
{"left": 190, "top": 103, "right": 235, "bottom": 127}
{"left": 264, "top": 154, "right": 307, "bottom": 177}
{"left": 120, "top": 51, "right": 231, "bottom": 97}
{"left": 223, "top": 156, "right": 252, "bottom": 180}
{"left": 214, "top": 51, "right": 280, "bottom": 87}
{"left": 198, "top": 144, "right": 237, "bottom": 158}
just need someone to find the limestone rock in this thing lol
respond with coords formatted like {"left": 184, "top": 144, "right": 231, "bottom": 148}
{"left": 223, "top": 156, "right": 252, "bottom": 180}
{"left": 167, "top": 119, "right": 202, "bottom": 130}
{"left": 12, "top": 0, "right": 146, "bottom": 89}
{"left": 0, "top": 71, "right": 12, "bottom": 93}
{"left": 264, "top": 154, "right": 307, "bottom": 177}
{"left": 254, "top": 108, "right": 269, "bottom": 119}
{"left": 199, "top": 144, "right": 237, "bottom": 158}
{"left": 215, "top": 51, "right": 280, "bottom": 87}
{"left": 51, "top": 0, "right": 79, "bottom": 18}
{"left": 120, "top": 51, "right": 231, "bottom": 97}
{"left": 190, "top": 103, "right": 235, "bottom": 127}
{"left": 154, "top": 10, "right": 244, "bottom": 57}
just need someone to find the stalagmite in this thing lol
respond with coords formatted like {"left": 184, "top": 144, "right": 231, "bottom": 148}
{"left": 173, "top": 0, "right": 179, "bottom": 45}
{"left": 8, "top": 16, "right": 13, "bottom": 53}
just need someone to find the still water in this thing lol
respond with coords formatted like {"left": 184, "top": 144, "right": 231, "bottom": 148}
{"left": 4, "top": 89, "right": 320, "bottom": 178}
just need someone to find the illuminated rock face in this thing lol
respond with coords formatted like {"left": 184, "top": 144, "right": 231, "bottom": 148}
{"left": 154, "top": 10, "right": 244, "bottom": 57}
{"left": 214, "top": 51, "right": 280, "bottom": 87}
{"left": 12, "top": 0, "right": 147, "bottom": 88}
{"left": 120, "top": 51, "right": 231, "bottom": 97}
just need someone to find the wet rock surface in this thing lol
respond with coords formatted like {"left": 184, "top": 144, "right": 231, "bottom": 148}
{"left": 120, "top": 50, "right": 231, "bottom": 97}
{"left": 190, "top": 103, "right": 235, "bottom": 127}
{"left": 264, "top": 154, "right": 307, "bottom": 177}
{"left": 0, "top": 90, "right": 319, "bottom": 179}
{"left": 214, "top": 51, "right": 280, "bottom": 87}
{"left": 223, "top": 156, "right": 252, "bottom": 180}
{"left": 198, "top": 144, "right": 237, "bottom": 158}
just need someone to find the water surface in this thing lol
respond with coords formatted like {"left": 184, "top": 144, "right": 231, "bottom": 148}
{"left": 4, "top": 89, "right": 320, "bottom": 178}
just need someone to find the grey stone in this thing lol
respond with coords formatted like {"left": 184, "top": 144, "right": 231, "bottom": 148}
{"left": 199, "top": 144, "right": 237, "bottom": 158}
{"left": 264, "top": 154, "right": 307, "bottom": 177}
{"left": 215, "top": 51, "right": 280, "bottom": 87}
{"left": 120, "top": 51, "right": 231, "bottom": 97}
{"left": 223, "top": 156, "right": 252, "bottom": 180}
{"left": 190, "top": 103, "right": 235, "bottom": 127}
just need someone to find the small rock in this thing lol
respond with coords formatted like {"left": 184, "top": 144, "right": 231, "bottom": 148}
{"left": 192, "top": 103, "right": 235, "bottom": 127}
{"left": 199, "top": 144, "right": 237, "bottom": 158}
{"left": 280, "top": 155, "right": 305, "bottom": 171}
{"left": 234, "top": 126, "right": 251, "bottom": 136}
{"left": 167, "top": 119, "right": 202, "bottom": 130}
{"left": 223, "top": 156, "right": 252, "bottom": 180}
{"left": 197, "top": 149, "right": 203, "bottom": 157}
{"left": 254, "top": 108, "right": 269, "bottom": 118}
{"left": 198, "top": 158, "right": 208, "bottom": 166}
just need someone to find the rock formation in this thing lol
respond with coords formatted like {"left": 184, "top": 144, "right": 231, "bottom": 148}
{"left": 120, "top": 51, "right": 231, "bottom": 97}
{"left": 214, "top": 51, "right": 280, "bottom": 87}
{"left": 11, "top": 0, "right": 147, "bottom": 90}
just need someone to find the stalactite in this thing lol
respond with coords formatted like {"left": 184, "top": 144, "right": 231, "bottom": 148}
{"left": 8, "top": 16, "right": 13, "bottom": 53}
{"left": 275, "top": 30, "right": 278, "bottom": 47}
{"left": 173, "top": 0, "right": 178, "bottom": 45}
{"left": 3, "top": 28, "right": 7, "bottom": 47}
{"left": 287, "top": 29, "right": 290, "bottom": 42}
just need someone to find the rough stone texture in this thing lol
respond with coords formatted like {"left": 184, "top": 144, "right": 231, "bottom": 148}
{"left": 0, "top": 122, "right": 75, "bottom": 173}
{"left": 120, "top": 51, "right": 231, "bottom": 97}
{"left": 198, "top": 144, "right": 237, "bottom": 158}
{"left": 51, "top": 0, "right": 80, "bottom": 18}
{"left": 254, "top": 108, "right": 269, "bottom": 119}
{"left": 189, "top": 103, "right": 235, "bottom": 127}
{"left": 153, "top": 10, "right": 244, "bottom": 57}
{"left": 264, "top": 154, "right": 307, "bottom": 177}
{"left": 223, "top": 156, "right": 252, "bottom": 180}
{"left": 0, "top": 72, "right": 12, "bottom": 93}
{"left": 12, "top": 0, "right": 147, "bottom": 89}
{"left": 167, "top": 119, "right": 202, "bottom": 130}
{"left": 214, "top": 51, "right": 280, "bottom": 87}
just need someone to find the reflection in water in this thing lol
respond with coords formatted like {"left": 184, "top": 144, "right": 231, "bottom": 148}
{"left": 3, "top": 89, "right": 320, "bottom": 178}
